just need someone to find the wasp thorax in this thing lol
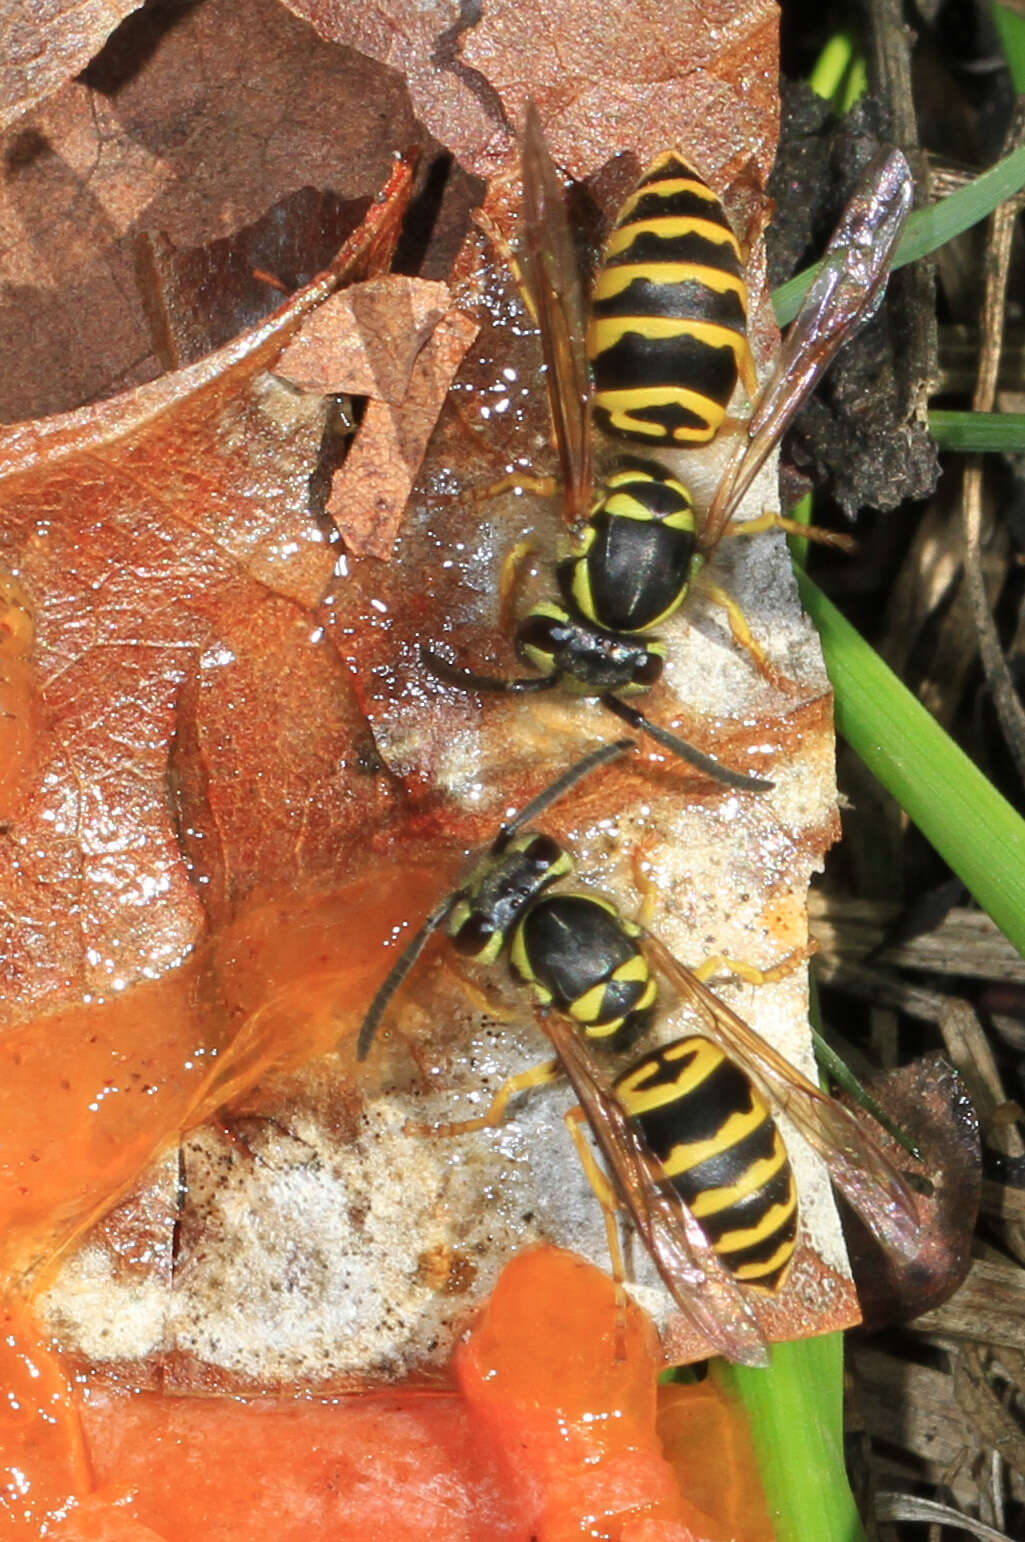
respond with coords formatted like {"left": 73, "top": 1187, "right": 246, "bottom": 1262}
{"left": 508, "top": 891, "right": 657, "bottom": 1045}
{"left": 559, "top": 464, "right": 699, "bottom": 637}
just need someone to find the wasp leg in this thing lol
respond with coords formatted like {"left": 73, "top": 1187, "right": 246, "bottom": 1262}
{"left": 473, "top": 207, "right": 537, "bottom": 323}
{"left": 477, "top": 471, "right": 558, "bottom": 505}
{"left": 727, "top": 508, "right": 856, "bottom": 553}
{"left": 498, "top": 538, "right": 540, "bottom": 632}
{"left": 692, "top": 570, "right": 775, "bottom": 676}
{"left": 737, "top": 344, "right": 760, "bottom": 409}
{"left": 690, "top": 950, "right": 806, "bottom": 988}
{"left": 625, "top": 847, "right": 659, "bottom": 931}
{"left": 692, "top": 571, "right": 802, "bottom": 694}
{"left": 406, "top": 1056, "right": 562, "bottom": 1138}
{"left": 456, "top": 970, "right": 520, "bottom": 1025}
{"left": 565, "top": 1103, "right": 630, "bottom": 1359}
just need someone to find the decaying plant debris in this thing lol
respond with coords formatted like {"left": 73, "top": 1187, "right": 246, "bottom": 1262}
{"left": 1, "top": 0, "right": 1023, "bottom": 1535}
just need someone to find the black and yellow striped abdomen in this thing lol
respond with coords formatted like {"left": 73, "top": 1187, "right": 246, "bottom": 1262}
{"left": 615, "top": 1035, "right": 798, "bottom": 1292}
{"left": 588, "top": 152, "right": 754, "bottom": 446}
{"left": 509, "top": 892, "right": 657, "bottom": 1044}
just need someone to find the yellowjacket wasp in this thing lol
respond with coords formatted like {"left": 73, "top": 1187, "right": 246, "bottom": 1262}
{"left": 423, "top": 105, "right": 912, "bottom": 787}
{"left": 357, "top": 741, "right": 919, "bottom": 1365}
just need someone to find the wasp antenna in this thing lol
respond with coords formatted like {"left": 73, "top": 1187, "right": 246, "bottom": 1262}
{"left": 600, "top": 696, "right": 773, "bottom": 792}
{"left": 421, "top": 646, "right": 561, "bottom": 695}
{"left": 356, "top": 894, "right": 460, "bottom": 1061}
{"left": 501, "top": 739, "right": 636, "bottom": 842}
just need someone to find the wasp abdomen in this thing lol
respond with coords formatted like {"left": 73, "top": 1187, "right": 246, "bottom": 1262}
{"left": 589, "top": 152, "right": 753, "bottom": 447}
{"left": 509, "top": 892, "right": 656, "bottom": 1042}
{"left": 616, "top": 1035, "right": 799, "bottom": 1292}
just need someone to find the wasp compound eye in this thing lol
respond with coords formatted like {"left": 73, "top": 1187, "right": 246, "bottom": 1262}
{"left": 632, "top": 650, "right": 663, "bottom": 687}
{"left": 524, "top": 833, "right": 562, "bottom": 870}
{"left": 452, "top": 912, "right": 498, "bottom": 957}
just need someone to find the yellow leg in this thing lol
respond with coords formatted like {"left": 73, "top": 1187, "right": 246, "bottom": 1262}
{"left": 565, "top": 1105, "right": 630, "bottom": 1360}
{"left": 453, "top": 969, "right": 519, "bottom": 1026}
{"left": 406, "top": 1057, "right": 562, "bottom": 1138}
{"left": 727, "top": 508, "right": 856, "bottom": 554}
{"left": 496, "top": 538, "right": 540, "bottom": 632}
{"left": 737, "top": 342, "right": 760, "bottom": 408}
{"left": 476, "top": 471, "right": 558, "bottom": 506}
{"left": 692, "top": 949, "right": 806, "bottom": 988}
{"left": 472, "top": 208, "right": 536, "bottom": 323}
{"left": 627, "top": 848, "right": 659, "bottom": 931}
{"left": 694, "top": 572, "right": 773, "bottom": 676}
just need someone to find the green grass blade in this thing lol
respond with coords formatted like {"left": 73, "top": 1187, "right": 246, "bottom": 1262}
{"left": 774, "top": 143, "right": 1025, "bottom": 325}
{"left": 929, "top": 409, "right": 1025, "bottom": 452}
{"left": 718, "top": 1336, "right": 866, "bottom": 1542}
{"left": 795, "top": 570, "right": 1025, "bottom": 958}
{"left": 809, "top": 31, "right": 858, "bottom": 102}
{"left": 994, "top": 3, "right": 1025, "bottom": 91}
{"left": 786, "top": 491, "right": 813, "bottom": 569}
{"left": 838, "top": 54, "right": 868, "bottom": 114}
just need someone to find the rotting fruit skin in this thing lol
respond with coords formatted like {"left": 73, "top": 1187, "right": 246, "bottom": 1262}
{"left": 3, "top": 1244, "right": 774, "bottom": 1541}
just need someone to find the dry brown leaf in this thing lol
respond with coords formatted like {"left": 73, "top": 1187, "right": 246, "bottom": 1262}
{"left": 0, "top": 0, "right": 424, "bottom": 419}
{"left": 139, "top": 188, "right": 376, "bottom": 370}
{"left": 0, "top": 0, "right": 144, "bottom": 130}
{"left": 0, "top": 161, "right": 426, "bottom": 1290}
{"left": 841, "top": 1056, "right": 980, "bottom": 1330}
{"left": 953, "top": 1345, "right": 1025, "bottom": 1481}
{"left": 286, "top": 0, "right": 779, "bottom": 181}
{"left": 326, "top": 305, "right": 479, "bottom": 557}
{"left": 277, "top": 277, "right": 452, "bottom": 401}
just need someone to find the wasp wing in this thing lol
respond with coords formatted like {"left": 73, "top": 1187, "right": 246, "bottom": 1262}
{"left": 643, "top": 933, "right": 920, "bottom": 1258}
{"left": 519, "top": 101, "right": 595, "bottom": 528}
{"left": 701, "top": 149, "right": 914, "bottom": 552}
{"left": 541, "top": 1012, "right": 769, "bottom": 1366}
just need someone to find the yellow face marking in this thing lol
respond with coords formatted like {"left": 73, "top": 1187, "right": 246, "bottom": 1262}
{"left": 592, "top": 264, "right": 747, "bottom": 303}
{"left": 606, "top": 217, "right": 742, "bottom": 259}
{"left": 448, "top": 899, "right": 506, "bottom": 966}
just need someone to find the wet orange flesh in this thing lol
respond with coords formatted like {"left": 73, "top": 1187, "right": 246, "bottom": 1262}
{"left": 1, "top": 853, "right": 772, "bottom": 1540}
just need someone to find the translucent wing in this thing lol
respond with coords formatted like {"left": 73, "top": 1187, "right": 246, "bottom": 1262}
{"left": 642, "top": 933, "right": 921, "bottom": 1258}
{"left": 519, "top": 101, "right": 595, "bottom": 527}
{"left": 542, "top": 1012, "right": 770, "bottom": 1366}
{"left": 701, "top": 149, "right": 914, "bottom": 553}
